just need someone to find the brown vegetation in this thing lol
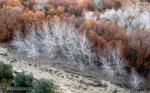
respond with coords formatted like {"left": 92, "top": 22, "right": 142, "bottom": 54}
{"left": 124, "top": 30, "right": 150, "bottom": 78}
{"left": 0, "top": 28, "right": 12, "bottom": 42}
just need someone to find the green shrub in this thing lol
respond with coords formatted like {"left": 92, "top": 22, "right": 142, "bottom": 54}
{"left": 0, "top": 63, "right": 13, "bottom": 86}
{"left": 31, "top": 79, "right": 55, "bottom": 93}
{"left": 13, "top": 72, "right": 33, "bottom": 87}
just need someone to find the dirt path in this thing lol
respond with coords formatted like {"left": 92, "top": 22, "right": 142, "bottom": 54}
{"left": 0, "top": 46, "right": 132, "bottom": 93}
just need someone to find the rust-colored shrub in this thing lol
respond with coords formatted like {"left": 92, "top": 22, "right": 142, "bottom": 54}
{"left": 20, "top": 0, "right": 35, "bottom": 9}
{"left": 0, "top": 1, "right": 24, "bottom": 42}
{"left": 91, "top": 20, "right": 127, "bottom": 44}
{"left": 3, "top": 0, "right": 22, "bottom": 7}
{"left": 124, "top": 30, "right": 150, "bottom": 77}
{"left": 0, "top": 6, "right": 23, "bottom": 30}
{"left": 0, "top": 0, "right": 4, "bottom": 8}
{"left": 62, "top": 14, "right": 84, "bottom": 28}
{"left": 80, "top": 19, "right": 127, "bottom": 43}
{"left": 0, "top": 28, "right": 12, "bottom": 42}
{"left": 50, "top": 0, "right": 66, "bottom": 7}
{"left": 78, "top": 0, "right": 95, "bottom": 11}
{"left": 81, "top": 19, "right": 96, "bottom": 30}
{"left": 102, "top": 0, "right": 122, "bottom": 10}
{"left": 19, "top": 10, "right": 45, "bottom": 28}
{"left": 79, "top": 20, "right": 127, "bottom": 52}
{"left": 48, "top": 5, "right": 64, "bottom": 16}
{"left": 88, "top": 30, "right": 107, "bottom": 51}
{"left": 66, "top": 1, "right": 82, "bottom": 16}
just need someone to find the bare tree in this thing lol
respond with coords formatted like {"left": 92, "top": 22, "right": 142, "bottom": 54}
{"left": 24, "top": 27, "right": 40, "bottom": 59}
{"left": 130, "top": 69, "right": 144, "bottom": 89}
{"left": 101, "top": 46, "right": 126, "bottom": 79}
{"left": 100, "top": 6, "right": 145, "bottom": 34}
{"left": 92, "top": 0, "right": 103, "bottom": 10}
{"left": 11, "top": 30, "right": 25, "bottom": 52}
{"left": 33, "top": 0, "right": 49, "bottom": 11}
{"left": 47, "top": 22, "right": 92, "bottom": 70}
{"left": 12, "top": 21, "right": 92, "bottom": 70}
{"left": 84, "top": 11, "right": 97, "bottom": 20}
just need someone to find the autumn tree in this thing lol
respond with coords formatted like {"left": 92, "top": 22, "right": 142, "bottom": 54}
{"left": 121, "top": 30, "right": 150, "bottom": 79}
{"left": 20, "top": 0, "right": 35, "bottom": 9}
{"left": 19, "top": 10, "right": 45, "bottom": 28}
{"left": 92, "top": 0, "right": 122, "bottom": 11}
{"left": 3, "top": 0, "right": 22, "bottom": 7}
{"left": 0, "top": 0, "right": 4, "bottom": 8}
{"left": 0, "top": 4, "right": 23, "bottom": 41}
{"left": 0, "top": 28, "right": 12, "bottom": 42}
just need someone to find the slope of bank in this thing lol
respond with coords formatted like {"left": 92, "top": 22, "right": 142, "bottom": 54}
{"left": 0, "top": 45, "right": 147, "bottom": 93}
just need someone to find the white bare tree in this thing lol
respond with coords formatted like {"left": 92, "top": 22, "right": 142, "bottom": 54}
{"left": 101, "top": 46, "right": 127, "bottom": 79}
{"left": 33, "top": 0, "right": 49, "bottom": 11}
{"left": 12, "top": 30, "right": 26, "bottom": 52}
{"left": 46, "top": 22, "right": 92, "bottom": 70}
{"left": 84, "top": 11, "right": 97, "bottom": 20}
{"left": 12, "top": 21, "right": 92, "bottom": 70}
{"left": 24, "top": 27, "right": 40, "bottom": 59}
{"left": 130, "top": 69, "right": 144, "bottom": 89}
{"left": 101, "top": 56, "right": 115, "bottom": 78}
{"left": 100, "top": 6, "right": 150, "bottom": 34}
{"left": 92, "top": 0, "right": 103, "bottom": 10}
{"left": 12, "top": 29, "right": 40, "bottom": 63}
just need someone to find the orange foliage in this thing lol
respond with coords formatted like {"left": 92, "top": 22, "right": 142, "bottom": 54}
{"left": 81, "top": 20, "right": 127, "bottom": 44}
{"left": 0, "top": 0, "right": 4, "bottom": 7}
{"left": 65, "top": 1, "right": 81, "bottom": 16}
{"left": 48, "top": 5, "right": 65, "bottom": 16}
{"left": 0, "top": 6, "right": 23, "bottom": 31}
{"left": 62, "top": 14, "right": 84, "bottom": 28}
{"left": 0, "top": 28, "right": 12, "bottom": 42}
{"left": 82, "top": 19, "right": 96, "bottom": 30}
{"left": 88, "top": 30, "right": 107, "bottom": 51}
{"left": 3, "top": 0, "right": 22, "bottom": 7}
{"left": 19, "top": 10, "right": 45, "bottom": 28}
{"left": 94, "top": 21, "right": 127, "bottom": 42}
{"left": 123, "top": 30, "right": 150, "bottom": 77}
{"left": 102, "top": 0, "right": 122, "bottom": 10}
{"left": 79, "top": 20, "right": 128, "bottom": 52}
{"left": 50, "top": 0, "right": 66, "bottom": 7}
{"left": 78, "top": 0, "right": 95, "bottom": 11}
{"left": 20, "top": 0, "right": 35, "bottom": 9}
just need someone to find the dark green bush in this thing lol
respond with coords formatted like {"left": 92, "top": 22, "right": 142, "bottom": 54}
{"left": 0, "top": 63, "right": 13, "bottom": 86}
{"left": 13, "top": 72, "right": 33, "bottom": 87}
{"left": 31, "top": 79, "right": 55, "bottom": 93}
